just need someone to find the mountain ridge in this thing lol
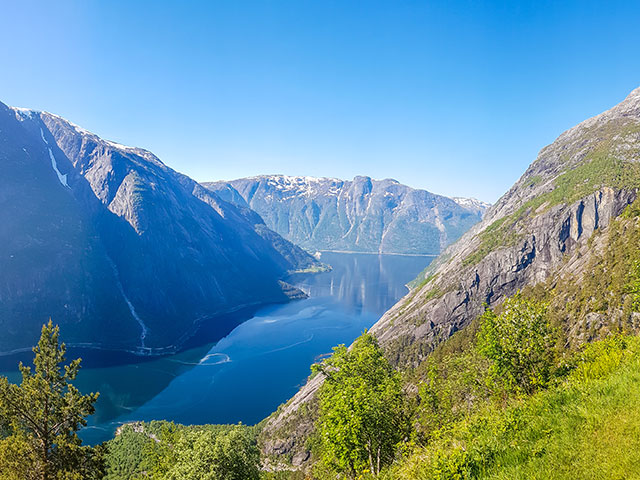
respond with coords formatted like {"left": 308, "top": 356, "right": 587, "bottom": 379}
{"left": 204, "top": 174, "right": 488, "bottom": 256}
{"left": 0, "top": 102, "right": 322, "bottom": 355}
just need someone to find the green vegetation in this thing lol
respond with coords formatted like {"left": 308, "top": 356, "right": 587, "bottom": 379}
{"left": 411, "top": 273, "right": 438, "bottom": 292}
{"left": 462, "top": 215, "right": 519, "bottom": 267}
{"left": 389, "top": 335, "right": 640, "bottom": 479}
{"left": 525, "top": 175, "right": 543, "bottom": 187}
{"left": 271, "top": 221, "right": 640, "bottom": 479}
{"left": 164, "top": 426, "right": 260, "bottom": 480}
{"left": 477, "top": 296, "right": 557, "bottom": 394}
{"left": 311, "top": 333, "right": 409, "bottom": 478}
{"left": 0, "top": 321, "right": 103, "bottom": 480}
{"left": 401, "top": 274, "right": 442, "bottom": 313}
{"left": 267, "top": 201, "right": 640, "bottom": 478}
{"left": 104, "top": 422, "right": 260, "bottom": 480}
{"left": 0, "top": 324, "right": 261, "bottom": 480}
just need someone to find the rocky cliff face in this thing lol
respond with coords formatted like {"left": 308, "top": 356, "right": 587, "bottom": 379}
{"left": 259, "top": 86, "right": 640, "bottom": 468}
{"left": 204, "top": 175, "right": 488, "bottom": 255}
{"left": 376, "top": 86, "right": 640, "bottom": 364}
{"left": 0, "top": 102, "right": 321, "bottom": 354}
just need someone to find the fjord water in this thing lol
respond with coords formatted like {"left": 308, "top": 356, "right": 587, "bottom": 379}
{"left": 45, "top": 253, "right": 433, "bottom": 444}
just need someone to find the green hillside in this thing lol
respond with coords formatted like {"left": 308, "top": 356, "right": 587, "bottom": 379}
{"left": 390, "top": 335, "right": 640, "bottom": 480}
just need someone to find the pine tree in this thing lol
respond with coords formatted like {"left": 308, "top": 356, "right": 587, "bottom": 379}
{"left": 0, "top": 320, "right": 104, "bottom": 480}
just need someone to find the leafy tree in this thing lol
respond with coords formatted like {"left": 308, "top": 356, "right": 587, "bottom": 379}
{"left": 312, "top": 332, "right": 408, "bottom": 478}
{"left": 0, "top": 320, "right": 103, "bottom": 480}
{"left": 140, "top": 421, "right": 181, "bottom": 478}
{"left": 136, "top": 423, "right": 260, "bottom": 480}
{"left": 166, "top": 427, "right": 260, "bottom": 480}
{"left": 477, "top": 294, "right": 557, "bottom": 394}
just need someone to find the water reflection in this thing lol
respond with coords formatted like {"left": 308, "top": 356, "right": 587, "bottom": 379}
{"left": 1, "top": 252, "right": 433, "bottom": 444}
{"left": 290, "top": 252, "right": 434, "bottom": 315}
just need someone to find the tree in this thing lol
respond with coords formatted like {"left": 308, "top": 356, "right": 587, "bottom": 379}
{"left": 312, "top": 332, "right": 408, "bottom": 478}
{"left": 0, "top": 320, "right": 103, "bottom": 480}
{"left": 140, "top": 421, "right": 181, "bottom": 479}
{"left": 477, "top": 294, "right": 557, "bottom": 394}
{"left": 163, "top": 426, "right": 260, "bottom": 480}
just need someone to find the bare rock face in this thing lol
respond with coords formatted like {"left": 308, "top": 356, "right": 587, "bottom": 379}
{"left": 374, "top": 188, "right": 635, "bottom": 364}
{"left": 259, "top": 86, "right": 640, "bottom": 467}
{"left": 0, "top": 102, "right": 321, "bottom": 354}
{"left": 204, "top": 175, "right": 488, "bottom": 255}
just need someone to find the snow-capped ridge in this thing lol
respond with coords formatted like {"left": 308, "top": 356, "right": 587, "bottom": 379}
{"left": 11, "top": 107, "right": 37, "bottom": 121}
{"left": 452, "top": 197, "right": 491, "bottom": 209}
{"left": 205, "top": 175, "right": 490, "bottom": 255}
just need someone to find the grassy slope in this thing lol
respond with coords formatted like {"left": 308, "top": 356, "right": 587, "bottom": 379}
{"left": 391, "top": 336, "right": 640, "bottom": 480}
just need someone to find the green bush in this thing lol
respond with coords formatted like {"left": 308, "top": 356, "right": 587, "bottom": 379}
{"left": 477, "top": 296, "right": 557, "bottom": 394}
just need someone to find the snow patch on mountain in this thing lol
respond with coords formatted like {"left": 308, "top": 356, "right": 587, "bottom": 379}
{"left": 40, "top": 127, "right": 68, "bottom": 187}
{"left": 11, "top": 107, "right": 36, "bottom": 121}
{"left": 452, "top": 197, "right": 491, "bottom": 212}
{"left": 48, "top": 148, "right": 68, "bottom": 187}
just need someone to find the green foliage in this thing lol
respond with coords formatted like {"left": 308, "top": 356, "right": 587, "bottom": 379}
{"left": 390, "top": 335, "right": 640, "bottom": 480}
{"left": 105, "top": 421, "right": 260, "bottom": 480}
{"left": 415, "top": 349, "right": 490, "bottom": 442}
{"left": 165, "top": 427, "right": 260, "bottom": 480}
{"left": 625, "top": 260, "right": 640, "bottom": 312}
{"left": 567, "top": 335, "right": 630, "bottom": 384}
{"left": 312, "top": 332, "right": 409, "bottom": 478}
{"left": 462, "top": 215, "right": 519, "bottom": 267}
{"left": 104, "top": 423, "right": 156, "bottom": 480}
{"left": 525, "top": 175, "right": 543, "bottom": 187}
{"left": 142, "top": 422, "right": 181, "bottom": 478}
{"left": 260, "top": 471, "right": 309, "bottom": 480}
{"left": 477, "top": 296, "right": 557, "bottom": 394}
{"left": 412, "top": 273, "right": 438, "bottom": 292}
{"left": 0, "top": 321, "right": 103, "bottom": 480}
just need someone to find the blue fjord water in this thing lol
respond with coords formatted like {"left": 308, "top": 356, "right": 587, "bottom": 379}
{"left": 4, "top": 252, "right": 433, "bottom": 444}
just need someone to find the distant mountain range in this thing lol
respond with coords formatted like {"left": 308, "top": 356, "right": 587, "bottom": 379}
{"left": 204, "top": 175, "right": 489, "bottom": 255}
{"left": 0, "top": 102, "right": 322, "bottom": 354}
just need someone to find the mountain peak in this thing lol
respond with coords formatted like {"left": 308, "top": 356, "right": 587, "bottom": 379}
{"left": 626, "top": 85, "right": 640, "bottom": 101}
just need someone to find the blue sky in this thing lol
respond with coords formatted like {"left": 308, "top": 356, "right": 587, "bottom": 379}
{"left": 1, "top": 1, "right": 639, "bottom": 202}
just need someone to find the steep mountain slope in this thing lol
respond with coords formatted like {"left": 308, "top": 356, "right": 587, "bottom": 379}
{"left": 204, "top": 175, "right": 488, "bottom": 255}
{"left": 259, "top": 86, "right": 640, "bottom": 467}
{"left": 376, "top": 86, "right": 640, "bottom": 365}
{"left": 0, "top": 102, "right": 320, "bottom": 354}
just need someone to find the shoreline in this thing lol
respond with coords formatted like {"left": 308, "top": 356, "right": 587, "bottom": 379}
{"left": 0, "top": 301, "right": 282, "bottom": 361}
{"left": 319, "top": 249, "right": 438, "bottom": 257}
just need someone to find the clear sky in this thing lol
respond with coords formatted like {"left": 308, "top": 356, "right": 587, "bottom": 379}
{"left": 1, "top": 1, "right": 639, "bottom": 202}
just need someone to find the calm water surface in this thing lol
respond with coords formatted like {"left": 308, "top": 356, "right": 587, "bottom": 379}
{"left": 4, "top": 252, "right": 433, "bottom": 444}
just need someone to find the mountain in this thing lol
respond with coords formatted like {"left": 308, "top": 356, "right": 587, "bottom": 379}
{"left": 259, "top": 86, "right": 640, "bottom": 467}
{"left": 203, "top": 175, "right": 488, "bottom": 255}
{"left": 0, "top": 102, "right": 322, "bottom": 354}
